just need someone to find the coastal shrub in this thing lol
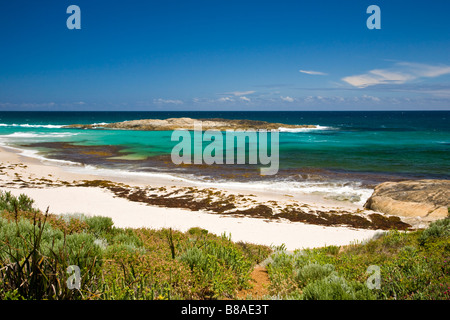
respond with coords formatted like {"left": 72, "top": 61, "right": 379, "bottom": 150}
{"left": 178, "top": 246, "right": 206, "bottom": 271}
{"left": 58, "top": 213, "right": 86, "bottom": 222}
{"left": 107, "top": 227, "right": 268, "bottom": 300}
{"left": 322, "top": 245, "right": 340, "bottom": 256}
{"left": 106, "top": 243, "right": 146, "bottom": 256}
{"left": 178, "top": 246, "right": 237, "bottom": 298}
{"left": 0, "top": 191, "right": 35, "bottom": 213}
{"left": 99, "top": 250, "right": 194, "bottom": 300}
{"left": 379, "top": 249, "right": 437, "bottom": 300}
{"left": 378, "top": 226, "right": 449, "bottom": 300}
{"left": 0, "top": 217, "right": 103, "bottom": 272}
{"left": 50, "top": 215, "right": 89, "bottom": 235}
{"left": 112, "top": 230, "right": 144, "bottom": 248}
{"left": 0, "top": 216, "right": 64, "bottom": 261}
{"left": 294, "top": 263, "right": 335, "bottom": 287}
{"left": 1, "top": 208, "right": 89, "bottom": 236}
{"left": 235, "top": 241, "right": 272, "bottom": 265}
{"left": 266, "top": 217, "right": 450, "bottom": 300}
{"left": 176, "top": 237, "right": 256, "bottom": 297}
{"left": 301, "top": 274, "right": 375, "bottom": 300}
{"left": 187, "top": 227, "right": 209, "bottom": 237}
{"left": 264, "top": 250, "right": 301, "bottom": 297}
{"left": 0, "top": 211, "right": 103, "bottom": 300}
{"left": 265, "top": 250, "right": 295, "bottom": 271}
{"left": 211, "top": 241, "right": 252, "bottom": 274}
{"left": 179, "top": 240, "right": 253, "bottom": 279}
{"left": 55, "top": 232, "right": 104, "bottom": 271}
{"left": 94, "top": 238, "right": 108, "bottom": 250}
{"left": 418, "top": 217, "right": 450, "bottom": 246}
{"left": 103, "top": 229, "right": 148, "bottom": 258}
{"left": 50, "top": 214, "right": 114, "bottom": 236}
{"left": 0, "top": 190, "right": 271, "bottom": 300}
{"left": 379, "top": 230, "right": 410, "bottom": 252}
{"left": 84, "top": 216, "right": 114, "bottom": 237}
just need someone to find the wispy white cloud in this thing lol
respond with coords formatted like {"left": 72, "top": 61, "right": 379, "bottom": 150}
{"left": 239, "top": 96, "right": 251, "bottom": 102}
{"left": 299, "top": 95, "right": 385, "bottom": 104}
{"left": 419, "top": 89, "right": 450, "bottom": 98}
{"left": 153, "top": 98, "right": 183, "bottom": 105}
{"left": 299, "top": 69, "right": 328, "bottom": 76}
{"left": 218, "top": 97, "right": 234, "bottom": 102}
{"left": 280, "top": 96, "right": 295, "bottom": 102}
{"left": 342, "top": 62, "right": 450, "bottom": 88}
{"left": 224, "top": 90, "right": 256, "bottom": 96}
{"left": 361, "top": 95, "right": 381, "bottom": 102}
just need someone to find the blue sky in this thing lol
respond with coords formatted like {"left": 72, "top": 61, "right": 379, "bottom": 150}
{"left": 0, "top": 0, "right": 449, "bottom": 110}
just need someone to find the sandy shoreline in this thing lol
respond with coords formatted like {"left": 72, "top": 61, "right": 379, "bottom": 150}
{"left": 0, "top": 145, "right": 385, "bottom": 250}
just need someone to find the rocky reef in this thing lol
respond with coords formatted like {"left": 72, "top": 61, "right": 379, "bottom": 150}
{"left": 63, "top": 117, "right": 317, "bottom": 131}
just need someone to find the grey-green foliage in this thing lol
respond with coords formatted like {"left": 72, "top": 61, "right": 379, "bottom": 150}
{"left": 178, "top": 239, "right": 252, "bottom": 276}
{"left": 264, "top": 250, "right": 295, "bottom": 270}
{"left": 0, "top": 216, "right": 104, "bottom": 270}
{"left": 178, "top": 246, "right": 206, "bottom": 271}
{"left": 0, "top": 191, "right": 35, "bottom": 213}
{"left": 105, "top": 237, "right": 146, "bottom": 255}
{"left": 0, "top": 213, "right": 106, "bottom": 300}
{"left": 112, "top": 230, "right": 143, "bottom": 247}
{"left": 266, "top": 249, "right": 376, "bottom": 300}
{"left": 58, "top": 232, "right": 104, "bottom": 270}
{"left": 58, "top": 213, "right": 85, "bottom": 223}
{"left": 57, "top": 214, "right": 114, "bottom": 237}
{"left": 84, "top": 216, "right": 114, "bottom": 237}
{"left": 0, "top": 216, "right": 64, "bottom": 261}
{"left": 105, "top": 229, "right": 146, "bottom": 255}
{"left": 301, "top": 274, "right": 375, "bottom": 300}
{"left": 418, "top": 217, "right": 450, "bottom": 245}
{"left": 105, "top": 242, "right": 147, "bottom": 255}
{"left": 294, "top": 263, "right": 335, "bottom": 285}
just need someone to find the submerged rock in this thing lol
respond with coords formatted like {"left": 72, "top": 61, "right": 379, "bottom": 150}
{"left": 63, "top": 117, "right": 317, "bottom": 131}
{"left": 364, "top": 179, "right": 450, "bottom": 219}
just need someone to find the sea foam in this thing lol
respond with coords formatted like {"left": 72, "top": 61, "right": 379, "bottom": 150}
{"left": 277, "top": 125, "right": 334, "bottom": 132}
{"left": 3, "top": 132, "right": 78, "bottom": 138}
{"left": 0, "top": 123, "right": 64, "bottom": 129}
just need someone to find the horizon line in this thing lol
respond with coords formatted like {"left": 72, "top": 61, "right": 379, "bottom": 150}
{"left": 0, "top": 109, "right": 449, "bottom": 112}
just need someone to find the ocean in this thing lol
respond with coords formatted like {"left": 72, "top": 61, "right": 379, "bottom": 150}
{"left": 0, "top": 111, "right": 449, "bottom": 205}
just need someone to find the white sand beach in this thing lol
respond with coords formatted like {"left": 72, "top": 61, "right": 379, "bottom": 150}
{"left": 0, "top": 145, "right": 381, "bottom": 250}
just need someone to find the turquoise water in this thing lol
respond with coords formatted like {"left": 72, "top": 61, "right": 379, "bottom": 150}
{"left": 0, "top": 111, "right": 448, "bottom": 203}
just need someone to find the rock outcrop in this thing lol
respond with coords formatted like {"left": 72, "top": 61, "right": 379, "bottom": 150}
{"left": 64, "top": 117, "right": 317, "bottom": 131}
{"left": 364, "top": 179, "right": 449, "bottom": 219}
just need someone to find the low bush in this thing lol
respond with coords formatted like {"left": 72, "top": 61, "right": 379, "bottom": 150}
{"left": 266, "top": 217, "right": 450, "bottom": 300}
{"left": 418, "top": 218, "right": 450, "bottom": 246}
{"left": 294, "top": 263, "right": 335, "bottom": 286}
{"left": 301, "top": 274, "right": 375, "bottom": 300}
{"left": 0, "top": 191, "right": 35, "bottom": 213}
{"left": 84, "top": 216, "right": 114, "bottom": 237}
{"left": 0, "top": 192, "right": 271, "bottom": 300}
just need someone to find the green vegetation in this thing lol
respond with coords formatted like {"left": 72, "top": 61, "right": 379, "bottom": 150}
{"left": 0, "top": 190, "right": 448, "bottom": 300}
{"left": 0, "top": 191, "right": 271, "bottom": 300}
{"left": 265, "top": 214, "right": 450, "bottom": 300}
